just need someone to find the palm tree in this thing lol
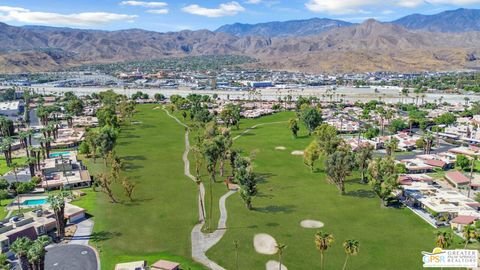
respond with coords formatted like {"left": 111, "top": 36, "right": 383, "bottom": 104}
{"left": 435, "top": 231, "right": 452, "bottom": 249}
{"left": 1, "top": 136, "right": 13, "bottom": 167}
{"left": 342, "top": 239, "right": 359, "bottom": 270}
{"left": 463, "top": 225, "right": 476, "bottom": 248}
{"left": 27, "top": 235, "right": 51, "bottom": 270}
{"left": 276, "top": 243, "right": 287, "bottom": 270}
{"left": 11, "top": 162, "right": 22, "bottom": 213}
{"left": 356, "top": 145, "right": 373, "bottom": 184}
{"left": 315, "top": 231, "right": 334, "bottom": 270}
{"left": 10, "top": 237, "right": 33, "bottom": 270}
{"left": 47, "top": 190, "right": 70, "bottom": 239}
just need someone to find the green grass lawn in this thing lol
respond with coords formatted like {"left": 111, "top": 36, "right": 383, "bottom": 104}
{"left": 205, "top": 111, "right": 462, "bottom": 270}
{"left": 74, "top": 107, "right": 466, "bottom": 270}
{"left": 0, "top": 157, "right": 27, "bottom": 175}
{"left": 79, "top": 105, "right": 206, "bottom": 270}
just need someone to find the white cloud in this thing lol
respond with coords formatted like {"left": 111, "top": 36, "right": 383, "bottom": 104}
{"left": 146, "top": 9, "right": 169, "bottom": 14}
{"left": 305, "top": 0, "right": 480, "bottom": 14}
{"left": 120, "top": 1, "right": 167, "bottom": 8}
{"left": 245, "top": 0, "right": 262, "bottom": 4}
{"left": 0, "top": 6, "right": 137, "bottom": 26}
{"left": 182, "top": 2, "right": 245, "bottom": 17}
{"left": 428, "top": 0, "right": 480, "bottom": 3}
{"left": 0, "top": 6, "right": 28, "bottom": 13}
{"left": 397, "top": 0, "right": 424, "bottom": 7}
{"left": 305, "top": 0, "right": 380, "bottom": 14}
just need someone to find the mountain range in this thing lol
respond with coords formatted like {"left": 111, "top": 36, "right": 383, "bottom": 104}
{"left": 216, "top": 8, "right": 480, "bottom": 37}
{"left": 2, "top": 8, "right": 480, "bottom": 73}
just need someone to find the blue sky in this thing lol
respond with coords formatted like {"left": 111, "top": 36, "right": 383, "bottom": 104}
{"left": 0, "top": 0, "right": 479, "bottom": 32}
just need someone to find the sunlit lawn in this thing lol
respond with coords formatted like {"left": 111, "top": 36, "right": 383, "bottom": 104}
{"left": 78, "top": 105, "right": 206, "bottom": 270}
{"left": 206, "top": 111, "right": 465, "bottom": 270}
{"left": 74, "top": 105, "right": 467, "bottom": 270}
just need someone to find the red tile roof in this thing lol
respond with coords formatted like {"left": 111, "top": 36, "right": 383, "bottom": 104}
{"left": 424, "top": 159, "right": 446, "bottom": 168}
{"left": 451, "top": 215, "right": 477, "bottom": 225}
{"left": 151, "top": 260, "right": 180, "bottom": 270}
{"left": 445, "top": 171, "right": 470, "bottom": 184}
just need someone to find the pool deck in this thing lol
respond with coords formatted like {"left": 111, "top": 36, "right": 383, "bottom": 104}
{"left": 6, "top": 194, "right": 48, "bottom": 211}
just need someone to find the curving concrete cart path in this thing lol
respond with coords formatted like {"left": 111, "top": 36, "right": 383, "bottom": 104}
{"left": 164, "top": 108, "right": 234, "bottom": 270}
{"left": 163, "top": 107, "right": 286, "bottom": 270}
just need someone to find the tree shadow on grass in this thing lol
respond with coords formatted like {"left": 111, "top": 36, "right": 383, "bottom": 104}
{"left": 254, "top": 204, "right": 296, "bottom": 214}
{"left": 116, "top": 141, "right": 131, "bottom": 147}
{"left": 139, "top": 124, "right": 155, "bottom": 129}
{"left": 255, "top": 172, "right": 276, "bottom": 184}
{"left": 256, "top": 192, "right": 274, "bottom": 199}
{"left": 122, "top": 155, "right": 147, "bottom": 161}
{"left": 123, "top": 164, "right": 144, "bottom": 171}
{"left": 124, "top": 134, "right": 142, "bottom": 139}
{"left": 237, "top": 132, "right": 256, "bottom": 138}
{"left": 122, "top": 197, "right": 154, "bottom": 207}
{"left": 90, "top": 231, "right": 122, "bottom": 243}
{"left": 229, "top": 224, "right": 259, "bottom": 230}
{"left": 344, "top": 189, "right": 376, "bottom": 199}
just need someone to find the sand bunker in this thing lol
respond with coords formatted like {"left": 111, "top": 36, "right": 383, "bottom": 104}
{"left": 153, "top": 106, "right": 161, "bottom": 110}
{"left": 300, "top": 220, "right": 324, "bottom": 228}
{"left": 254, "top": 234, "right": 278, "bottom": 255}
{"left": 266, "top": 260, "right": 288, "bottom": 270}
{"left": 131, "top": 121, "right": 142, "bottom": 125}
{"left": 275, "top": 146, "right": 286, "bottom": 150}
{"left": 291, "top": 150, "right": 304, "bottom": 156}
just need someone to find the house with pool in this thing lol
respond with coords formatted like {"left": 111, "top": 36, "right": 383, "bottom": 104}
{"left": 0, "top": 203, "right": 86, "bottom": 253}
{"left": 41, "top": 151, "right": 92, "bottom": 190}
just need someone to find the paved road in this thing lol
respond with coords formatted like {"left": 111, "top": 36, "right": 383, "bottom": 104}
{"left": 394, "top": 144, "right": 456, "bottom": 160}
{"left": 45, "top": 244, "right": 98, "bottom": 270}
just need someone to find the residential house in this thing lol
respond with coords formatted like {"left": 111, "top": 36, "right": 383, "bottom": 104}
{"left": 445, "top": 171, "right": 471, "bottom": 189}
{"left": 40, "top": 152, "right": 91, "bottom": 190}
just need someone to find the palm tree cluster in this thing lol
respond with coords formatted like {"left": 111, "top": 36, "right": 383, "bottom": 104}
{"left": 315, "top": 231, "right": 359, "bottom": 270}
{"left": 10, "top": 236, "right": 52, "bottom": 270}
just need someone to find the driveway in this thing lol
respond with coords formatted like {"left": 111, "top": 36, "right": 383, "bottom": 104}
{"left": 45, "top": 244, "right": 99, "bottom": 270}
{"left": 68, "top": 219, "right": 94, "bottom": 245}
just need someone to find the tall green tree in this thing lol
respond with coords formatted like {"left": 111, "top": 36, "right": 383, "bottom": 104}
{"left": 325, "top": 148, "right": 355, "bottom": 194}
{"left": 234, "top": 155, "right": 257, "bottom": 210}
{"left": 314, "top": 124, "right": 341, "bottom": 156}
{"left": 220, "top": 104, "right": 241, "bottom": 129}
{"left": 288, "top": 118, "right": 300, "bottom": 138}
{"left": 304, "top": 140, "right": 320, "bottom": 172}
{"left": 367, "top": 157, "right": 398, "bottom": 207}
{"left": 299, "top": 105, "right": 322, "bottom": 135}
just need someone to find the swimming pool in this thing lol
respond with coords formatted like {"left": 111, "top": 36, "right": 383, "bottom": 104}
{"left": 49, "top": 151, "right": 71, "bottom": 158}
{"left": 21, "top": 198, "right": 47, "bottom": 206}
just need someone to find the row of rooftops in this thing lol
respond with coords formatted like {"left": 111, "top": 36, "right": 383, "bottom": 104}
{"left": 402, "top": 182, "right": 480, "bottom": 218}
